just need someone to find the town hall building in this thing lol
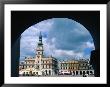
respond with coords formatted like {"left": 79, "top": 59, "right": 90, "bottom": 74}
{"left": 19, "top": 32, "right": 58, "bottom": 76}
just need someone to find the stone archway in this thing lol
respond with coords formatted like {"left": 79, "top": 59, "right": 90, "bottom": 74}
{"left": 11, "top": 11, "right": 100, "bottom": 77}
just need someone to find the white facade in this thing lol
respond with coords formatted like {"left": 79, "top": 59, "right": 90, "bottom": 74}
{"left": 19, "top": 32, "right": 58, "bottom": 76}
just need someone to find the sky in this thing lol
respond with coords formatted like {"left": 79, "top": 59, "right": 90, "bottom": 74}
{"left": 20, "top": 18, "right": 95, "bottom": 61}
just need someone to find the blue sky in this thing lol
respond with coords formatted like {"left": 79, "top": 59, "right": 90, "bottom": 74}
{"left": 20, "top": 18, "right": 95, "bottom": 61}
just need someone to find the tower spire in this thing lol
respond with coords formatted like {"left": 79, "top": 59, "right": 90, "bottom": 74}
{"left": 38, "top": 31, "right": 43, "bottom": 45}
{"left": 36, "top": 32, "right": 44, "bottom": 56}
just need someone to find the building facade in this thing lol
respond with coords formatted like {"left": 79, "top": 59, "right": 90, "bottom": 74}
{"left": 59, "top": 59, "right": 94, "bottom": 76}
{"left": 19, "top": 32, "right": 94, "bottom": 77}
{"left": 59, "top": 60, "right": 79, "bottom": 75}
{"left": 19, "top": 32, "right": 58, "bottom": 76}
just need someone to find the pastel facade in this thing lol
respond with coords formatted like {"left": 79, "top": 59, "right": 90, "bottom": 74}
{"left": 19, "top": 32, "right": 58, "bottom": 76}
{"left": 59, "top": 59, "right": 94, "bottom": 76}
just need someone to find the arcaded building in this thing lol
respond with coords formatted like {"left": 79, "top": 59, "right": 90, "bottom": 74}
{"left": 59, "top": 59, "right": 94, "bottom": 76}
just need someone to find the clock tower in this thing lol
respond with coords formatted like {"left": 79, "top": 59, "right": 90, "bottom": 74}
{"left": 35, "top": 32, "right": 44, "bottom": 73}
{"left": 36, "top": 32, "right": 44, "bottom": 57}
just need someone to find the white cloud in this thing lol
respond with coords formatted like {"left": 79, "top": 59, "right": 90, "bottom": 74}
{"left": 20, "top": 18, "right": 95, "bottom": 61}
{"left": 86, "top": 41, "right": 95, "bottom": 49}
{"left": 34, "top": 19, "right": 54, "bottom": 33}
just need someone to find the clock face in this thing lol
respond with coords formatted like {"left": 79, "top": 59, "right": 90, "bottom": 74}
{"left": 38, "top": 46, "right": 42, "bottom": 50}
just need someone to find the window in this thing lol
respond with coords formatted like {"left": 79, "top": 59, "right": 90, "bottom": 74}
{"left": 37, "top": 65, "right": 39, "bottom": 69}
{"left": 49, "top": 65, "right": 51, "bottom": 68}
{"left": 87, "top": 71, "right": 89, "bottom": 74}
{"left": 36, "top": 72, "right": 38, "bottom": 75}
{"left": 90, "top": 71, "right": 93, "bottom": 73}
{"left": 44, "top": 65, "right": 46, "bottom": 68}
{"left": 47, "top": 65, "right": 50, "bottom": 68}
{"left": 38, "top": 52, "right": 40, "bottom": 54}
{"left": 43, "top": 65, "right": 44, "bottom": 68}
